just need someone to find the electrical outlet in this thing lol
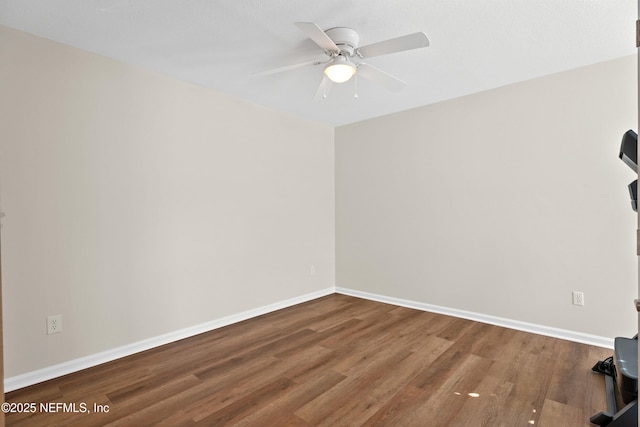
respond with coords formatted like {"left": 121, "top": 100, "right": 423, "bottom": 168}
{"left": 310, "top": 265, "right": 316, "bottom": 276}
{"left": 47, "top": 314, "right": 62, "bottom": 334}
{"left": 572, "top": 291, "right": 584, "bottom": 306}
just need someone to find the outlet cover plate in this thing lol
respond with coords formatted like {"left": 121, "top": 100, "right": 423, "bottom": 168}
{"left": 572, "top": 291, "right": 584, "bottom": 306}
{"left": 47, "top": 314, "right": 62, "bottom": 334}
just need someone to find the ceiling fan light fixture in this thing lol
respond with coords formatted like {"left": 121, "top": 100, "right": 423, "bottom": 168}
{"left": 324, "top": 56, "right": 356, "bottom": 83}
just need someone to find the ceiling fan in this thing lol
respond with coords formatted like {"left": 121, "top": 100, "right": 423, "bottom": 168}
{"left": 259, "top": 22, "right": 430, "bottom": 100}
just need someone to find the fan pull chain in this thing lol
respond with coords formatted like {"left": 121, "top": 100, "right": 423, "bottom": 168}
{"left": 354, "top": 74, "right": 359, "bottom": 99}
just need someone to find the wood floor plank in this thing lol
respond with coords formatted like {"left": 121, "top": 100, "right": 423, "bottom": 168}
{"left": 489, "top": 352, "right": 555, "bottom": 425}
{"left": 233, "top": 371, "right": 345, "bottom": 426}
{"left": 537, "top": 398, "right": 583, "bottom": 427}
{"left": 360, "top": 385, "right": 429, "bottom": 426}
{"left": 446, "top": 374, "right": 515, "bottom": 427}
{"left": 294, "top": 347, "right": 415, "bottom": 426}
{"left": 5, "top": 294, "right": 613, "bottom": 426}
{"left": 405, "top": 354, "right": 496, "bottom": 426}
{"left": 195, "top": 377, "right": 296, "bottom": 425}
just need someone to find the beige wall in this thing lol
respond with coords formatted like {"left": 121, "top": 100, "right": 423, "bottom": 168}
{"left": 0, "top": 26, "right": 335, "bottom": 378}
{"left": 0, "top": 23, "right": 637, "bottom": 382}
{"left": 336, "top": 55, "right": 638, "bottom": 339}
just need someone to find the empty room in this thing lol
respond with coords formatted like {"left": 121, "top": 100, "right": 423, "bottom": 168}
{"left": 0, "top": 1, "right": 638, "bottom": 426}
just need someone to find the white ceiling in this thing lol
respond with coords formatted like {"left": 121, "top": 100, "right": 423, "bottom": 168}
{"left": 0, "top": 1, "right": 636, "bottom": 126}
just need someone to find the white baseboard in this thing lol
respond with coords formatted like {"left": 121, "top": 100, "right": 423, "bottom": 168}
{"left": 335, "top": 287, "right": 615, "bottom": 349}
{"left": 4, "top": 287, "right": 334, "bottom": 392}
{"left": 6, "top": 286, "right": 614, "bottom": 392}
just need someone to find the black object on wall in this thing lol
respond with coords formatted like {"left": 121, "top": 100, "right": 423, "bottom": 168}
{"left": 628, "top": 180, "right": 637, "bottom": 212}
{"left": 619, "top": 129, "right": 637, "bottom": 172}
{"left": 619, "top": 129, "right": 638, "bottom": 211}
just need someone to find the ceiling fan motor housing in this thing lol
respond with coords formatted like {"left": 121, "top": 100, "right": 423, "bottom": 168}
{"left": 325, "top": 27, "right": 359, "bottom": 56}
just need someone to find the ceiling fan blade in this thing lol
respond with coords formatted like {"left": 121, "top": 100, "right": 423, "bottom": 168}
{"left": 253, "top": 59, "right": 321, "bottom": 76}
{"left": 357, "top": 32, "right": 429, "bottom": 58}
{"left": 313, "top": 76, "right": 334, "bottom": 101}
{"left": 295, "top": 22, "right": 340, "bottom": 53}
{"left": 357, "top": 63, "right": 406, "bottom": 92}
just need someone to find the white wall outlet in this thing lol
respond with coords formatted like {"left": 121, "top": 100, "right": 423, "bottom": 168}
{"left": 310, "top": 265, "right": 316, "bottom": 276}
{"left": 47, "top": 314, "right": 62, "bottom": 334}
{"left": 572, "top": 291, "right": 584, "bottom": 306}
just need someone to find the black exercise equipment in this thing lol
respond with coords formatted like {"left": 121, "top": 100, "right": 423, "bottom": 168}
{"left": 590, "top": 130, "right": 640, "bottom": 426}
{"left": 590, "top": 336, "right": 637, "bottom": 426}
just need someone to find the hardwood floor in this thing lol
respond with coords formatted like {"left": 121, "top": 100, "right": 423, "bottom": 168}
{"left": 6, "top": 294, "right": 612, "bottom": 426}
